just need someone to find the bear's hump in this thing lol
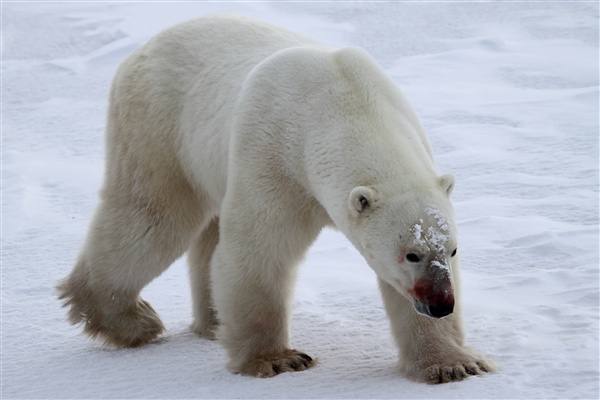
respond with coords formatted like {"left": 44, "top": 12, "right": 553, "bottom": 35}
{"left": 258, "top": 46, "right": 391, "bottom": 93}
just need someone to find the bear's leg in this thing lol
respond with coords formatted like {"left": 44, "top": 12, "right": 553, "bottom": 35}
{"left": 57, "top": 187, "right": 206, "bottom": 348}
{"left": 378, "top": 276, "right": 496, "bottom": 384}
{"left": 188, "top": 217, "right": 220, "bottom": 340}
{"left": 210, "top": 187, "right": 323, "bottom": 377}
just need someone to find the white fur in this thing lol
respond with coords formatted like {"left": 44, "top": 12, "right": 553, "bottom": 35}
{"left": 57, "top": 14, "right": 495, "bottom": 383}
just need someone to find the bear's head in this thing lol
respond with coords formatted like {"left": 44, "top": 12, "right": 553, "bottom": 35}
{"left": 347, "top": 174, "right": 458, "bottom": 319}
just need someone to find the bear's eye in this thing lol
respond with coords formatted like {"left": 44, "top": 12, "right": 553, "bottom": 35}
{"left": 451, "top": 248, "right": 457, "bottom": 257}
{"left": 406, "top": 253, "right": 420, "bottom": 263}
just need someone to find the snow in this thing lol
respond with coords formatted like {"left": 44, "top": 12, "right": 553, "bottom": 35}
{"left": 424, "top": 207, "right": 451, "bottom": 253}
{"left": 413, "top": 220, "right": 424, "bottom": 244}
{"left": 2, "top": 2, "right": 598, "bottom": 399}
{"left": 430, "top": 261, "right": 450, "bottom": 274}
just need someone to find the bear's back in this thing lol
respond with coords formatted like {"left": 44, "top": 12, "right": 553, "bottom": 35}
{"left": 156, "top": 16, "right": 323, "bottom": 204}
{"left": 123, "top": 14, "right": 319, "bottom": 91}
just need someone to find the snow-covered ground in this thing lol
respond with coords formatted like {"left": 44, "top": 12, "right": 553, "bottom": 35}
{"left": 2, "top": 2, "right": 598, "bottom": 399}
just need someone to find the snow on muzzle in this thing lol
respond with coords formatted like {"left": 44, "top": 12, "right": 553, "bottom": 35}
{"left": 409, "top": 260, "right": 454, "bottom": 319}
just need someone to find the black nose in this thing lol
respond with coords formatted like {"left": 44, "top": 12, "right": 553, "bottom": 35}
{"left": 428, "top": 302, "right": 454, "bottom": 318}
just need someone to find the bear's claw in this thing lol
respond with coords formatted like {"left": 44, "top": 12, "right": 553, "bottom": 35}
{"left": 421, "top": 358, "right": 496, "bottom": 384}
{"left": 237, "top": 349, "right": 316, "bottom": 378}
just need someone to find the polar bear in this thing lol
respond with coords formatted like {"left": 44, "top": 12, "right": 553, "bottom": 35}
{"left": 57, "top": 14, "right": 495, "bottom": 383}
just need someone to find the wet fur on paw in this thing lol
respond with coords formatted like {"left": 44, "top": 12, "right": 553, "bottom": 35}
{"left": 191, "top": 317, "right": 219, "bottom": 341}
{"left": 57, "top": 278, "right": 165, "bottom": 348}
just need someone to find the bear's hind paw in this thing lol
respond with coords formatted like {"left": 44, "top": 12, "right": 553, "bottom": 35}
{"left": 235, "top": 350, "right": 316, "bottom": 378}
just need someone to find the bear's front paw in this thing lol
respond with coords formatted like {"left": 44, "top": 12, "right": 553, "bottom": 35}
{"left": 235, "top": 349, "right": 316, "bottom": 378}
{"left": 406, "top": 348, "right": 496, "bottom": 384}
{"left": 191, "top": 318, "right": 218, "bottom": 340}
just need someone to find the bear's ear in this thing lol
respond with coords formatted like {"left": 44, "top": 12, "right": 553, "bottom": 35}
{"left": 439, "top": 174, "right": 455, "bottom": 197}
{"left": 348, "top": 186, "right": 377, "bottom": 216}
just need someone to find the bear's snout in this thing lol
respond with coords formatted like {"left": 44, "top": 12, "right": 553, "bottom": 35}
{"left": 410, "top": 273, "right": 455, "bottom": 319}
{"left": 427, "top": 299, "right": 454, "bottom": 318}
{"left": 413, "top": 294, "right": 455, "bottom": 319}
